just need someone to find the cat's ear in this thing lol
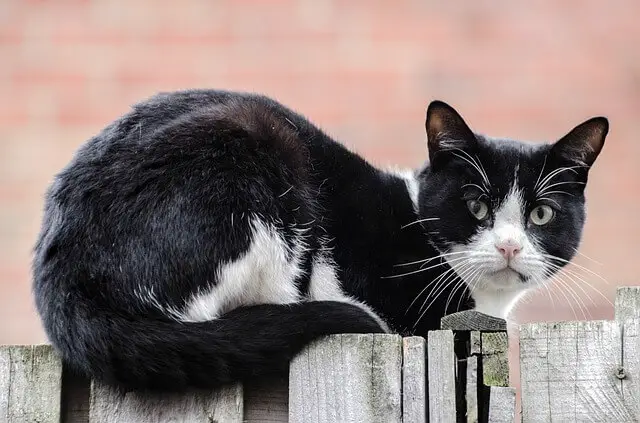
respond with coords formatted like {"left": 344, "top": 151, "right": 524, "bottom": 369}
{"left": 551, "top": 117, "right": 609, "bottom": 167}
{"left": 425, "top": 101, "right": 476, "bottom": 163}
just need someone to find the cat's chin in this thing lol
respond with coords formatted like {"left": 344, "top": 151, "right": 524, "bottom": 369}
{"left": 466, "top": 269, "right": 531, "bottom": 318}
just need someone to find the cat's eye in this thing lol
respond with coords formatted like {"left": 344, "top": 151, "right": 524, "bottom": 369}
{"left": 530, "top": 205, "right": 554, "bottom": 226}
{"left": 466, "top": 200, "right": 489, "bottom": 221}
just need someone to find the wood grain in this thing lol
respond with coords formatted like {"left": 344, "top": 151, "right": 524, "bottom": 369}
{"left": 402, "top": 336, "right": 427, "bottom": 423}
{"left": 520, "top": 320, "right": 637, "bottom": 422}
{"left": 88, "top": 382, "right": 244, "bottom": 423}
{"left": 288, "top": 334, "right": 402, "bottom": 423}
{"left": 616, "top": 286, "right": 640, "bottom": 322}
{"left": 427, "top": 330, "right": 456, "bottom": 423}
{"left": 440, "top": 311, "right": 507, "bottom": 332}
{"left": 0, "top": 345, "right": 63, "bottom": 423}
{"left": 486, "top": 386, "right": 515, "bottom": 423}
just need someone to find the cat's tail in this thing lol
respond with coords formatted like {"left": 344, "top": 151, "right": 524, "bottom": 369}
{"left": 48, "top": 301, "right": 385, "bottom": 391}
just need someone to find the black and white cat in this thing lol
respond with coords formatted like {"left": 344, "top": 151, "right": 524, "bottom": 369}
{"left": 33, "top": 89, "right": 607, "bottom": 391}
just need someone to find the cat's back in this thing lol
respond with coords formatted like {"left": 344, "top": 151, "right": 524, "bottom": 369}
{"left": 47, "top": 90, "right": 319, "bottom": 216}
{"left": 35, "top": 90, "right": 321, "bottom": 313}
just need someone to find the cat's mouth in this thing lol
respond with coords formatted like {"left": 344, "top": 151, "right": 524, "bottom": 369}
{"left": 493, "top": 266, "right": 528, "bottom": 282}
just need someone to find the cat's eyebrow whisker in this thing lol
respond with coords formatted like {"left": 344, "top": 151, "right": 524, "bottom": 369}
{"left": 536, "top": 197, "right": 562, "bottom": 208}
{"left": 535, "top": 165, "right": 582, "bottom": 193}
{"left": 446, "top": 149, "right": 491, "bottom": 190}
{"left": 533, "top": 154, "right": 549, "bottom": 192}
{"left": 537, "top": 181, "right": 586, "bottom": 197}
{"left": 401, "top": 217, "right": 440, "bottom": 229}
{"left": 461, "top": 183, "right": 487, "bottom": 193}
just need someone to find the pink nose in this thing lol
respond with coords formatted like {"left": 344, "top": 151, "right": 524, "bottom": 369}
{"left": 495, "top": 242, "right": 521, "bottom": 260}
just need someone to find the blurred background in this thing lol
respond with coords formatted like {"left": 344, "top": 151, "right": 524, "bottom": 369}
{"left": 1, "top": 0, "right": 638, "bottom": 407}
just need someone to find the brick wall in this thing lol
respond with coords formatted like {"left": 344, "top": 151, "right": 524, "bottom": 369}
{"left": 2, "top": 0, "right": 639, "bottom": 406}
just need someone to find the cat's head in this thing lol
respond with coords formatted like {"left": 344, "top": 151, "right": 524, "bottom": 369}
{"left": 417, "top": 101, "right": 608, "bottom": 318}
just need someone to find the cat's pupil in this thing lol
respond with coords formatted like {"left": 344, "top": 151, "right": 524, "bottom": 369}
{"left": 471, "top": 201, "right": 481, "bottom": 214}
{"left": 536, "top": 208, "right": 544, "bottom": 219}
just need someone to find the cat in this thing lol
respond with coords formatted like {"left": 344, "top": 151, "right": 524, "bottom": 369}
{"left": 32, "top": 89, "right": 608, "bottom": 392}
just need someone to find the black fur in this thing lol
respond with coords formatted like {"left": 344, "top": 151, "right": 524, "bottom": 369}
{"left": 33, "top": 90, "right": 607, "bottom": 391}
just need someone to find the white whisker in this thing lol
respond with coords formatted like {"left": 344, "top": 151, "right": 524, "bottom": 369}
{"left": 401, "top": 217, "right": 440, "bottom": 229}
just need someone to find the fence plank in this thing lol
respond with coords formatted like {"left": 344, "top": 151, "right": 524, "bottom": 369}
{"left": 0, "top": 345, "right": 63, "bottom": 423}
{"left": 486, "top": 386, "right": 515, "bottom": 423}
{"left": 480, "top": 332, "right": 509, "bottom": 387}
{"left": 440, "top": 311, "right": 507, "bottom": 332}
{"left": 621, "top": 319, "right": 640, "bottom": 419}
{"left": 288, "top": 334, "right": 402, "bottom": 423}
{"left": 520, "top": 320, "right": 637, "bottom": 422}
{"left": 402, "top": 336, "right": 427, "bottom": 423}
{"left": 616, "top": 286, "right": 640, "bottom": 321}
{"left": 243, "top": 376, "right": 288, "bottom": 422}
{"left": 88, "top": 382, "right": 243, "bottom": 423}
{"left": 465, "top": 355, "right": 478, "bottom": 423}
{"left": 427, "top": 330, "right": 456, "bottom": 423}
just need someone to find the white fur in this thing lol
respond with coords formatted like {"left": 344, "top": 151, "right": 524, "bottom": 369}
{"left": 386, "top": 167, "right": 419, "bottom": 210}
{"left": 142, "top": 215, "right": 388, "bottom": 332}
{"left": 447, "top": 183, "right": 547, "bottom": 318}
{"left": 179, "top": 217, "right": 304, "bottom": 322}
{"left": 308, "top": 254, "right": 390, "bottom": 333}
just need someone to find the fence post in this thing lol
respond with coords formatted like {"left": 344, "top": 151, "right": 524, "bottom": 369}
{"left": 88, "top": 382, "right": 244, "bottom": 423}
{"left": 441, "top": 310, "right": 514, "bottom": 423}
{"left": 402, "top": 337, "right": 427, "bottom": 423}
{"left": 0, "top": 345, "right": 63, "bottom": 423}
{"left": 288, "top": 334, "right": 402, "bottom": 423}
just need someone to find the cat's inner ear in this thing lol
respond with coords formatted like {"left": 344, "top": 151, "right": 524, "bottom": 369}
{"left": 551, "top": 117, "right": 609, "bottom": 167}
{"left": 425, "top": 101, "right": 476, "bottom": 163}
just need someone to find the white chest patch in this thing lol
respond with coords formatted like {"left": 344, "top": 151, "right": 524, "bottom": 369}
{"left": 179, "top": 217, "right": 305, "bottom": 322}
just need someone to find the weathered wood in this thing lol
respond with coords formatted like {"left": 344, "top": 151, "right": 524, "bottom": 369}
{"left": 243, "top": 376, "right": 288, "bottom": 423}
{"left": 88, "top": 382, "right": 244, "bottom": 423}
{"left": 288, "top": 334, "right": 402, "bottom": 423}
{"left": 465, "top": 355, "right": 478, "bottom": 423}
{"left": 440, "top": 311, "right": 507, "bottom": 332}
{"left": 621, "top": 318, "right": 640, "bottom": 419}
{"left": 486, "top": 386, "right": 515, "bottom": 423}
{"left": 427, "top": 330, "right": 456, "bottom": 423}
{"left": 402, "top": 336, "right": 427, "bottom": 423}
{"left": 480, "top": 332, "right": 509, "bottom": 387}
{"left": 520, "top": 320, "right": 637, "bottom": 422}
{"left": 470, "top": 331, "right": 482, "bottom": 355}
{"left": 0, "top": 345, "right": 63, "bottom": 423}
{"left": 616, "top": 286, "right": 640, "bottom": 322}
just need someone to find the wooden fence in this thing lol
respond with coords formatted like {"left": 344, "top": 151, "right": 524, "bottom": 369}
{"left": 1, "top": 286, "right": 639, "bottom": 423}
